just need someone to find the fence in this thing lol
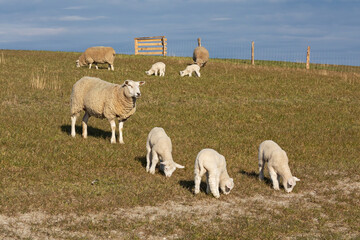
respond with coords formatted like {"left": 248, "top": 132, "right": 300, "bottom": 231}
{"left": 134, "top": 36, "right": 167, "bottom": 56}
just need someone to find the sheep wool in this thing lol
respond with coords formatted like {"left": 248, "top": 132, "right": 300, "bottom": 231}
{"left": 146, "top": 127, "right": 185, "bottom": 177}
{"left": 76, "top": 46, "right": 116, "bottom": 71}
{"left": 145, "top": 62, "right": 166, "bottom": 76}
{"left": 179, "top": 64, "right": 201, "bottom": 77}
{"left": 193, "top": 46, "right": 209, "bottom": 67}
{"left": 70, "top": 76, "right": 145, "bottom": 144}
{"left": 258, "top": 140, "right": 300, "bottom": 193}
{"left": 194, "top": 148, "right": 234, "bottom": 198}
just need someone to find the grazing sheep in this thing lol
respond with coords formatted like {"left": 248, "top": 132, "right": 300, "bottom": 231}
{"left": 146, "top": 127, "right": 185, "bottom": 177}
{"left": 258, "top": 140, "right": 300, "bottom": 193}
{"left": 76, "top": 46, "right": 116, "bottom": 71}
{"left": 194, "top": 148, "right": 234, "bottom": 198}
{"left": 145, "top": 62, "right": 166, "bottom": 76}
{"left": 193, "top": 38, "right": 209, "bottom": 67}
{"left": 70, "top": 76, "right": 145, "bottom": 144}
{"left": 179, "top": 64, "right": 201, "bottom": 77}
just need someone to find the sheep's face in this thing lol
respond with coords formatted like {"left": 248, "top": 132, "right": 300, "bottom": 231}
{"left": 124, "top": 80, "right": 145, "bottom": 98}
{"left": 161, "top": 162, "right": 185, "bottom": 177}
{"left": 222, "top": 178, "right": 234, "bottom": 195}
{"left": 76, "top": 60, "right": 80, "bottom": 68}
{"left": 285, "top": 176, "right": 300, "bottom": 193}
{"left": 179, "top": 71, "right": 185, "bottom": 77}
{"left": 145, "top": 70, "right": 152, "bottom": 76}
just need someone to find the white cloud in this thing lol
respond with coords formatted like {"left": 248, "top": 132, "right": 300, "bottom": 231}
{"left": 59, "top": 16, "right": 107, "bottom": 21}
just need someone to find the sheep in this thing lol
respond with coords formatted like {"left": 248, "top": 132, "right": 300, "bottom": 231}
{"left": 258, "top": 140, "right": 300, "bottom": 193}
{"left": 179, "top": 64, "right": 201, "bottom": 77}
{"left": 70, "top": 76, "right": 145, "bottom": 144}
{"left": 145, "top": 62, "right": 166, "bottom": 76}
{"left": 194, "top": 148, "right": 234, "bottom": 198}
{"left": 146, "top": 127, "right": 185, "bottom": 177}
{"left": 193, "top": 38, "right": 209, "bottom": 67}
{"left": 76, "top": 46, "right": 116, "bottom": 71}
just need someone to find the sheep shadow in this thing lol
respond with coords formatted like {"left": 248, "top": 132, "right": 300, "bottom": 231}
{"left": 179, "top": 180, "right": 207, "bottom": 194}
{"left": 239, "top": 169, "right": 273, "bottom": 186}
{"left": 134, "top": 156, "right": 147, "bottom": 168}
{"left": 60, "top": 124, "right": 111, "bottom": 140}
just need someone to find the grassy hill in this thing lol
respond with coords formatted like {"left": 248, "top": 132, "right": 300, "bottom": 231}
{"left": 0, "top": 49, "right": 359, "bottom": 239}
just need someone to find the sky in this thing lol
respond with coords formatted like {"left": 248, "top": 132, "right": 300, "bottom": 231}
{"left": 0, "top": 0, "right": 359, "bottom": 65}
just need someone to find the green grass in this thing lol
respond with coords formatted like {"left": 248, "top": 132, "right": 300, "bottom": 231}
{"left": 0, "top": 49, "right": 359, "bottom": 239}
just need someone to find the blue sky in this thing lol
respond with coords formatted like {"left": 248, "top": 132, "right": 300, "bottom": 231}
{"left": 1, "top": 0, "right": 359, "bottom": 65}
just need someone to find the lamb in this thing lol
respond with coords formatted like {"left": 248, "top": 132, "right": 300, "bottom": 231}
{"left": 146, "top": 127, "right": 185, "bottom": 177}
{"left": 258, "top": 140, "right": 300, "bottom": 193}
{"left": 70, "top": 76, "right": 145, "bottom": 144}
{"left": 194, "top": 148, "right": 234, "bottom": 198}
{"left": 179, "top": 64, "right": 201, "bottom": 77}
{"left": 193, "top": 38, "right": 209, "bottom": 67}
{"left": 76, "top": 46, "right": 116, "bottom": 71}
{"left": 145, "top": 62, "right": 166, "bottom": 76}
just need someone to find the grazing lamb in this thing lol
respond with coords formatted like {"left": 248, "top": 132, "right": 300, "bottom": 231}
{"left": 193, "top": 38, "right": 209, "bottom": 67}
{"left": 70, "top": 76, "right": 145, "bottom": 144}
{"left": 258, "top": 140, "right": 300, "bottom": 193}
{"left": 76, "top": 46, "right": 116, "bottom": 71}
{"left": 145, "top": 62, "right": 166, "bottom": 76}
{"left": 194, "top": 149, "right": 234, "bottom": 198}
{"left": 146, "top": 127, "right": 185, "bottom": 177}
{"left": 179, "top": 64, "right": 201, "bottom": 77}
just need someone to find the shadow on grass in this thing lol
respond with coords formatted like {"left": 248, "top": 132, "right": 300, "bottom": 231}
{"left": 60, "top": 125, "right": 110, "bottom": 140}
{"left": 179, "top": 180, "right": 207, "bottom": 194}
{"left": 135, "top": 156, "right": 147, "bottom": 168}
{"left": 239, "top": 170, "right": 273, "bottom": 186}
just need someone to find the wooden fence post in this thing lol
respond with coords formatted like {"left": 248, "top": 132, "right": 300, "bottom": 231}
{"left": 306, "top": 46, "right": 310, "bottom": 70}
{"left": 198, "top": 38, "right": 201, "bottom": 47}
{"left": 134, "top": 38, "right": 138, "bottom": 55}
{"left": 251, "top": 41, "right": 255, "bottom": 65}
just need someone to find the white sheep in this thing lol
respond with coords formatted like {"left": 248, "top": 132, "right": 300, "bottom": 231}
{"left": 146, "top": 127, "right": 185, "bottom": 177}
{"left": 258, "top": 140, "right": 300, "bottom": 193}
{"left": 194, "top": 148, "right": 234, "bottom": 198}
{"left": 145, "top": 62, "right": 166, "bottom": 76}
{"left": 193, "top": 38, "right": 209, "bottom": 67}
{"left": 76, "top": 46, "right": 116, "bottom": 71}
{"left": 70, "top": 76, "right": 145, "bottom": 144}
{"left": 179, "top": 64, "right": 201, "bottom": 77}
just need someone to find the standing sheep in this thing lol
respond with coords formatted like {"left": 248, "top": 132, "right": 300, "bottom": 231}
{"left": 179, "top": 64, "right": 201, "bottom": 77}
{"left": 76, "top": 46, "right": 116, "bottom": 71}
{"left": 194, "top": 148, "right": 234, "bottom": 198}
{"left": 193, "top": 38, "right": 209, "bottom": 67}
{"left": 145, "top": 62, "right": 166, "bottom": 76}
{"left": 146, "top": 127, "right": 185, "bottom": 177}
{"left": 70, "top": 76, "right": 145, "bottom": 144}
{"left": 258, "top": 140, "right": 300, "bottom": 193}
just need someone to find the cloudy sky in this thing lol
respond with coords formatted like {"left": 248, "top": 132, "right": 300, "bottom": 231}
{"left": 1, "top": 0, "right": 359, "bottom": 65}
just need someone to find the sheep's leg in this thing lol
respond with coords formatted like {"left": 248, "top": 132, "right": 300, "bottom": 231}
{"left": 111, "top": 64, "right": 114, "bottom": 71}
{"left": 269, "top": 167, "right": 280, "bottom": 190}
{"left": 71, "top": 115, "right": 77, "bottom": 137}
{"left": 194, "top": 168, "right": 202, "bottom": 194}
{"left": 206, "top": 172, "right": 210, "bottom": 194}
{"left": 110, "top": 120, "right": 116, "bottom": 144}
{"left": 155, "top": 70, "right": 158, "bottom": 76}
{"left": 89, "top": 63, "right": 92, "bottom": 69}
{"left": 146, "top": 145, "right": 151, "bottom": 172}
{"left": 82, "top": 112, "right": 90, "bottom": 139}
{"left": 258, "top": 155, "right": 265, "bottom": 181}
{"left": 195, "top": 70, "right": 201, "bottom": 77}
{"left": 149, "top": 151, "right": 159, "bottom": 174}
{"left": 189, "top": 72, "right": 192, "bottom": 77}
{"left": 208, "top": 172, "right": 220, "bottom": 198}
{"left": 95, "top": 64, "right": 98, "bottom": 70}
{"left": 108, "top": 64, "right": 111, "bottom": 71}
{"left": 118, "top": 121, "right": 125, "bottom": 144}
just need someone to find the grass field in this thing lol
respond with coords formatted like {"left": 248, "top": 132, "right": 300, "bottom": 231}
{"left": 0, "top": 49, "right": 359, "bottom": 239}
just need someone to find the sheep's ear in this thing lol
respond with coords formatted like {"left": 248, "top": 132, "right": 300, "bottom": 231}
{"left": 124, "top": 80, "right": 129, "bottom": 85}
{"left": 139, "top": 81, "right": 145, "bottom": 85}
{"left": 175, "top": 163, "right": 185, "bottom": 169}
{"left": 293, "top": 176, "right": 300, "bottom": 182}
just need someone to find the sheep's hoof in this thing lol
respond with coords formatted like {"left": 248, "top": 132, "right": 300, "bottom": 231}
{"left": 111, "top": 139, "right": 116, "bottom": 144}
{"left": 213, "top": 194, "right": 220, "bottom": 199}
{"left": 119, "top": 141, "right": 125, "bottom": 144}
{"left": 194, "top": 189, "right": 200, "bottom": 195}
